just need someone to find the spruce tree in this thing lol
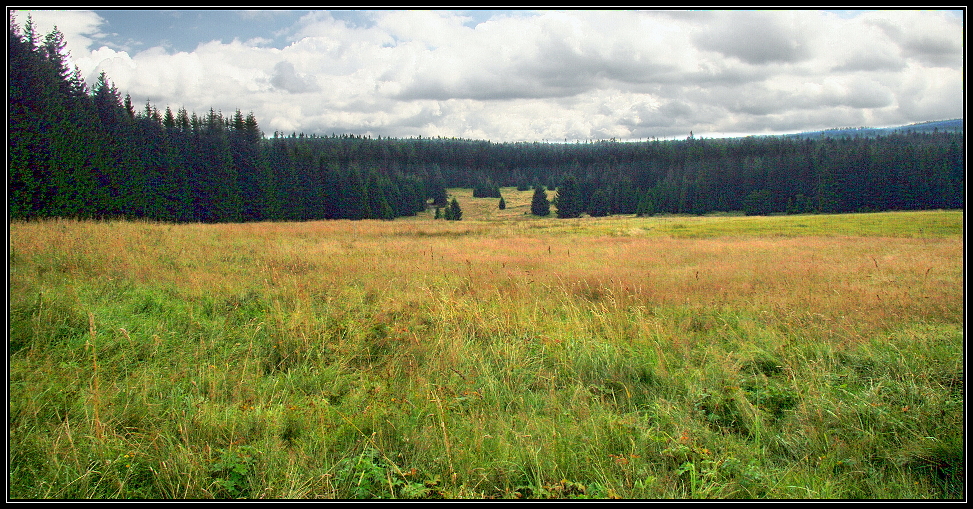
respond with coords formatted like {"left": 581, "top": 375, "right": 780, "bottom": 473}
{"left": 554, "top": 175, "right": 582, "bottom": 218}
{"left": 531, "top": 185, "right": 550, "bottom": 216}
{"left": 742, "top": 189, "right": 774, "bottom": 216}
{"left": 430, "top": 183, "right": 448, "bottom": 207}
{"left": 447, "top": 197, "right": 462, "bottom": 220}
{"left": 636, "top": 188, "right": 656, "bottom": 216}
{"left": 588, "top": 188, "right": 611, "bottom": 217}
{"left": 473, "top": 176, "right": 501, "bottom": 198}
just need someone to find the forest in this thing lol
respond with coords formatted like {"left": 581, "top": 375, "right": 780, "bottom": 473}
{"left": 8, "top": 18, "right": 965, "bottom": 224}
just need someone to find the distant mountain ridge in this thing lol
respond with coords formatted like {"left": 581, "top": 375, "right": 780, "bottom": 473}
{"left": 780, "top": 119, "right": 963, "bottom": 140}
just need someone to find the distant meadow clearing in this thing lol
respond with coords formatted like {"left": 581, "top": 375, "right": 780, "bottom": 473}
{"left": 8, "top": 190, "right": 964, "bottom": 499}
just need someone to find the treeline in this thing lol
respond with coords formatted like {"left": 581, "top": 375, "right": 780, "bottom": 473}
{"left": 8, "top": 17, "right": 964, "bottom": 223}
{"left": 389, "top": 130, "right": 962, "bottom": 217}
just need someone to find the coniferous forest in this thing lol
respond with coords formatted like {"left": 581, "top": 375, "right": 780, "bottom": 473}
{"left": 8, "top": 18, "right": 965, "bottom": 223}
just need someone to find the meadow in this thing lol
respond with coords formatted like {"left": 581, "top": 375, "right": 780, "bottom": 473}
{"left": 8, "top": 189, "right": 964, "bottom": 499}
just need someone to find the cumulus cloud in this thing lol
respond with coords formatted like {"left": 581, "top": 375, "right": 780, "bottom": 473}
{"left": 270, "top": 61, "right": 320, "bottom": 93}
{"left": 862, "top": 10, "right": 963, "bottom": 68}
{"left": 693, "top": 10, "right": 814, "bottom": 65}
{"left": 13, "top": 9, "right": 964, "bottom": 141}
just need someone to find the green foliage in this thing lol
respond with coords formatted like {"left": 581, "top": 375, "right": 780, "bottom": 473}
{"left": 472, "top": 176, "right": 502, "bottom": 198}
{"left": 588, "top": 188, "right": 611, "bottom": 217}
{"left": 443, "top": 197, "right": 463, "bottom": 221}
{"left": 9, "top": 290, "right": 89, "bottom": 355}
{"left": 332, "top": 447, "right": 443, "bottom": 499}
{"left": 554, "top": 176, "right": 583, "bottom": 218}
{"left": 742, "top": 189, "right": 774, "bottom": 216}
{"left": 510, "top": 479, "right": 613, "bottom": 499}
{"left": 7, "top": 190, "right": 962, "bottom": 498}
{"left": 739, "top": 361, "right": 800, "bottom": 421}
{"left": 531, "top": 186, "right": 550, "bottom": 216}
{"left": 209, "top": 446, "right": 259, "bottom": 499}
{"left": 786, "top": 193, "right": 814, "bottom": 215}
{"left": 430, "top": 184, "right": 449, "bottom": 208}
{"left": 653, "top": 210, "right": 963, "bottom": 239}
{"left": 636, "top": 188, "right": 656, "bottom": 216}
{"left": 333, "top": 448, "right": 390, "bottom": 499}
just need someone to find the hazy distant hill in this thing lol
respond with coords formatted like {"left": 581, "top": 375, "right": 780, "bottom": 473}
{"left": 781, "top": 119, "right": 963, "bottom": 140}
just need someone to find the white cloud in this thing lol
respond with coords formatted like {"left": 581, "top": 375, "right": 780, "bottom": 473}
{"left": 12, "top": 9, "right": 964, "bottom": 141}
{"left": 270, "top": 61, "right": 320, "bottom": 93}
{"left": 861, "top": 10, "right": 963, "bottom": 68}
{"left": 693, "top": 10, "right": 816, "bottom": 65}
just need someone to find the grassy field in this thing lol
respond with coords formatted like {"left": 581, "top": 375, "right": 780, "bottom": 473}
{"left": 8, "top": 189, "right": 964, "bottom": 499}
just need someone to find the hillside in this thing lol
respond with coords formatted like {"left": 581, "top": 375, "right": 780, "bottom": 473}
{"left": 780, "top": 119, "right": 963, "bottom": 140}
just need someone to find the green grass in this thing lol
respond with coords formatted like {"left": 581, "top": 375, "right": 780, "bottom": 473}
{"left": 648, "top": 210, "right": 963, "bottom": 239}
{"left": 8, "top": 206, "right": 964, "bottom": 499}
{"left": 423, "top": 188, "right": 962, "bottom": 240}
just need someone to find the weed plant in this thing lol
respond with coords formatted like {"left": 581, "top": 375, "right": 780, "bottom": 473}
{"left": 8, "top": 203, "right": 964, "bottom": 499}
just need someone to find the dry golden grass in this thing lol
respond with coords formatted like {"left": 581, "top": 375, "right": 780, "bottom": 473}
{"left": 11, "top": 211, "right": 961, "bottom": 344}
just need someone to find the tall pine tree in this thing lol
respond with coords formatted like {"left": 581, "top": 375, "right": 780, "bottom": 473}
{"left": 531, "top": 185, "right": 550, "bottom": 216}
{"left": 554, "top": 175, "right": 582, "bottom": 218}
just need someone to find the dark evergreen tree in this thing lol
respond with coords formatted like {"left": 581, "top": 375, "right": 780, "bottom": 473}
{"left": 814, "top": 143, "right": 843, "bottom": 214}
{"left": 91, "top": 71, "right": 147, "bottom": 217}
{"left": 367, "top": 172, "right": 396, "bottom": 220}
{"left": 610, "top": 177, "right": 640, "bottom": 214}
{"left": 229, "top": 110, "right": 273, "bottom": 222}
{"left": 636, "top": 188, "right": 656, "bottom": 216}
{"left": 531, "top": 185, "right": 550, "bottom": 216}
{"left": 430, "top": 181, "right": 449, "bottom": 207}
{"left": 945, "top": 140, "right": 964, "bottom": 209}
{"left": 472, "top": 175, "right": 502, "bottom": 197}
{"left": 554, "top": 175, "right": 583, "bottom": 218}
{"left": 742, "top": 189, "right": 774, "bottom": 216}
{"left": 588, "top": 188, "right": 611, "bottom": 217}
{"left": 499, "top": 196, "right": 506, "bottom": 210}
{"left": 196, "top": 108, "right": 242, "bottom": 222}
{"left": 134, "top": 100, "right": 176, "bottom": 221}
{"left": 342, "top": 165, "right": 371, "bottom": 219}
{"left": 446, "top": 197, "right": 463, "bottom": 221}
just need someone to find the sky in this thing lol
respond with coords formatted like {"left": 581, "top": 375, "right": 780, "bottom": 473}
{"left": 11, "top": 8, "right": 966, "bottom": 142}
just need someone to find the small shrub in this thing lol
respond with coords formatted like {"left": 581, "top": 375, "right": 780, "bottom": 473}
{"left": 333, "top": 448, "right": 393, "bottom": 499}
{"left": 209, "top": 446, "right": 259, "bottom": 499}
{"left": 741, "top": 378, "right": 800, "bottom": 420}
